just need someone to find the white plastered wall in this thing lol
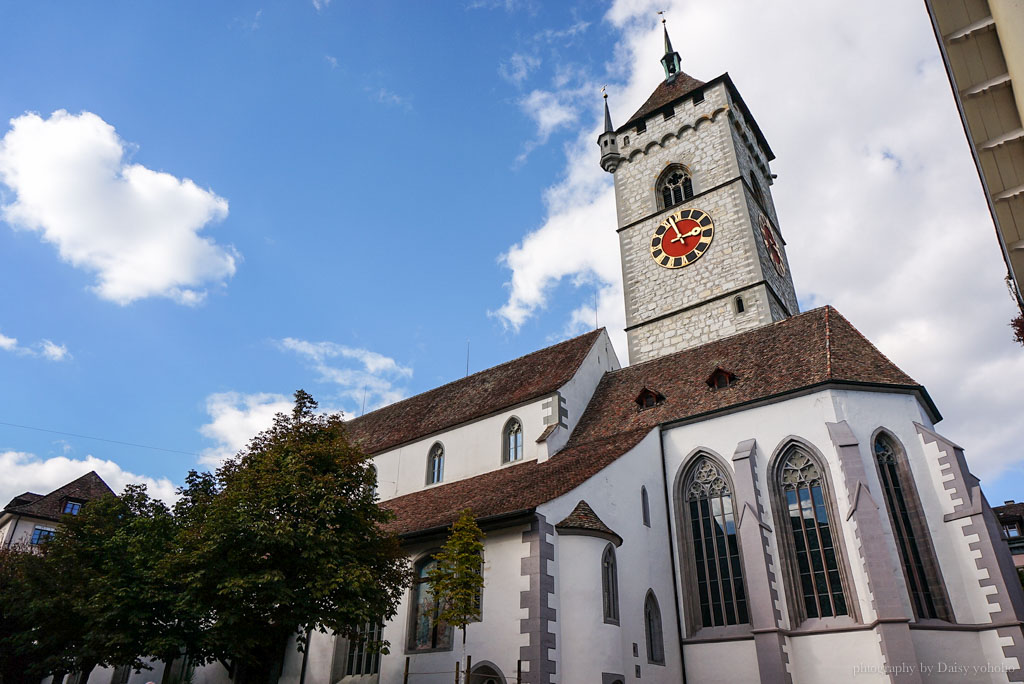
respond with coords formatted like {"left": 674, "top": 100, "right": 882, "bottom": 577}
{"left": 540, "top": 430, "right": 682, "bottom": 684}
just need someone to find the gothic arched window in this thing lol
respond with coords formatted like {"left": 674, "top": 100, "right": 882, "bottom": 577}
{"left": 502, "top": 418, "right": 523, "bottom": 463}
{"left": 602, "top": 544, "right": 620, "bottom": 624}
{"left": 644, "top": 591, "right": 665, "bottom": 665}
{"left": 408, "top": 556, "right": 453, "bottom": 651}
{"left": 427, "top": 443, "right": 444, "bottom": 485}
{"left": 776, "top": 446, "right": 849, "bottom": 620}
{"left": 874, "top": 433, "right": 949, "bottom": 620}
{"left": 682, "top": 456, "right": 748, "bottom": 628}
{"left": 657, "top": 165, "right": 694, "bottom": 210}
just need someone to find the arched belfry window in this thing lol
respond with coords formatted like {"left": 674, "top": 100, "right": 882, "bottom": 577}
{"left": 427, "top": 443, "right": 444, "bottom": 484}
{"left": 657, "top": 165, "right": 694, "bottom": 210}
{"left": 682, "top": 456, "right": 748, "bottom": 628}
{"left": 874, "top": 433, "right": 949, "bottom": 620}
{"left": 776, "top": 446, "right": 849, "bottom": 620}
{"left": 644, "top": 591, "right": 665, "bottom": 665}
{"left": 602, "top": 544, "right": 620, "bottom": 624}
{"left": 502, "top": 418, "right": 523, "bottom": 463}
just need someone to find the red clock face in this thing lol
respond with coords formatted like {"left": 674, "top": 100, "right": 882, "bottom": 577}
{"left": 650, "top": 209, "right": 714, "bottom": 269}
{"left": 758, "top": 214, "right": 786, "bottom": 275}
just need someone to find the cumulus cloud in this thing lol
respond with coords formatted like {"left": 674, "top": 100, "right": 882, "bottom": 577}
{"left": 278, "top": 338, "right": 412, "bottom": 411}
{"left": 0, "top": 450, "right": 179, "bottom": 507}
{"left": 493, "top": 1, "right": 1024, "bottom": 483}
{"left": 0, "top": 327, "right": 70, "bottom": 361}
{"left": 0, "top": 110, "right": 236, "bottom": 305}
{"left": 198, "top": 392, "right": 294, "bottom": 466}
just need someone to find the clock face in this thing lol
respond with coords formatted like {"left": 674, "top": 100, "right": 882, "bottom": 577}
{"left": 649, "top": 208, "right": 714, "bottom": 269}
{"left": 758, "top": 213, "right": 786, "bottom": 275}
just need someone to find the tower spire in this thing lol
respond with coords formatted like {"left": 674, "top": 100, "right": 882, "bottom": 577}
{"left": 657, "top": 11, "right": 682, "bottom": 81}
{"left": 602, "top": 86, "right": 614, "bottom": 133}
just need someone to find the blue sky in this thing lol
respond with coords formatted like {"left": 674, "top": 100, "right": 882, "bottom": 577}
{"left": 1, "top": 1, "right": 1022, "bottom": 506}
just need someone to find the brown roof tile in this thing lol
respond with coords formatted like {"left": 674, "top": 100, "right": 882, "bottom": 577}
{"left": 620, "top": 71, "right": 705, "bottom": 131}
{"left": 346, "top": 329, "right": 603, "bottom": 455}
{"left": 3, "top": 471, "right": 114, "bottom": 522}
{"left": 382, "top": 307, "right": 931, "bottom": 537}
{"left": 555, "top": 500, "right": 622, "bottom": 545}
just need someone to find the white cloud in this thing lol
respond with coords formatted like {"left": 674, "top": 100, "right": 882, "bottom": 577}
{"left": 0, "top": 450, "right": 179, "bottom": 508}
{"left": 278, "top": 338, "right": 412, "bottom": 411}
{"left": 493, "top": 0, "right": 1024, "bottom": 484}
{"left": 325, "top": 54, "right": 339, "bottom": 69}
{"left": 0, "top": 110, "right": 236, "bottom": 306}
{"left": 372, "top": 88, "right": 411, "bottom": 109}
{"left": 0, "top": 326, "right": 71, "bottom": 361}
{"left": 198, "top": 392, "right": 294, "bottom": 466}
{"left": 312, "top": 0, "right": 331, "bottom": 10}
{"left": 499, "top": 53, "right": 541, "bottom": 85}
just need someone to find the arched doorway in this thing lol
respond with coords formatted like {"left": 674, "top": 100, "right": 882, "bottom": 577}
{"left": 470, "top": 662, "right": 506, "bottom": 684}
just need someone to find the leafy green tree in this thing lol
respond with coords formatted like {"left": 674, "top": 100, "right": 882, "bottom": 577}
{"left": 0, "top": 543, "right": 48, "bottom": 684}
{"left": 25, "top": 485, "right": 180, "bottom": 681}
{"left": 427, "top": 509, "right": 485, "bottom": 646}
{"left": 173, "top": 390, "right": 409, "bottom": 684}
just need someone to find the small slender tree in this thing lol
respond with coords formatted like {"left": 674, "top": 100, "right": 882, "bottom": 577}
{"left": 427, "top": 509, "right": 485, "bottom": 648}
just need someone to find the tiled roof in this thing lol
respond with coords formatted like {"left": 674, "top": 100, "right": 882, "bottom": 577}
{"left": 345, "top": 329, "right": 603, "bottom": 456}
{"left": 2, "top": 471, "right": 114, "bottom": 522}
{"left": 555, "top": 500, "right": 622, "bottom": 546}
{"left": 383, "top": 307, "right": 931, "bottom": 537}
{"left": 994, "top": 501, "right": 1024, "bottom": 523}
{"left": 619, "top": 71, "right": 705, "bottom": 131}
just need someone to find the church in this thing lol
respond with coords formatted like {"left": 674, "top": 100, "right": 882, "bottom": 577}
{"left": 187, "top": 24, "right": 1023, "bottom": 684}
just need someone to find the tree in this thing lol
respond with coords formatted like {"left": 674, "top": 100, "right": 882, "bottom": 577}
{"left": 173, "top": 390, "right": 409, "bottom": 684}
{"left": 427, "top": 509, "right": 485, "bottom": 647}
{"left": 23, "top": 485, "right": 180, "bottom": 681}
{"left": 0, "top": 543, "right": 48, "bottom": 684}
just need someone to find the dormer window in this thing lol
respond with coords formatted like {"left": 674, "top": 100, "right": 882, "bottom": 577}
{"left": 635, "top": 387, "right": 665, "bottom": 410}
{"left": 706, "top": 368, "right": 736, "bottom": 390}
{"left": 62, "top": 500, "right": 83, "bottom": 515}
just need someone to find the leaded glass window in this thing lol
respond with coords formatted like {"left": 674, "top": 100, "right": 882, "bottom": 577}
{"left": 684, "top": 457, "right": 748, "bottom": 628}
{"left": 503, "top": 418, "right": 523, "bottom": 463}
{"left": 409, "top": 558, "right": 452, "bottom": 651}
{"left": 658, "top": 167, "right": 694, "bottom": 209}
{"left": 427, "top": 443, "right": 444, "bottom": 484}
{"left": 602, "top": 544, "right": 619, "bottom": 624}
{"left": 779, "top": 448, "right": 848, "bottom": 619}
{"left": 644, "top": 591, "right": 665, "bottom": 664}
{"left": 874, "top": 434, "right": 945, "bottom": 620}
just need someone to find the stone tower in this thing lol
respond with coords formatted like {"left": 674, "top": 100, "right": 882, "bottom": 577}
{"left": 600, "top": 23, "right": 799, "bottom": 364}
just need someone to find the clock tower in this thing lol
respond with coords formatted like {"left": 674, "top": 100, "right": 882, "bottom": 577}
{"left": 600, "top": 24, "right": 799, "bottom": 364}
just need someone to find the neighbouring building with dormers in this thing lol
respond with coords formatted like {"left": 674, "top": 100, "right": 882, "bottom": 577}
{"left": 0, "top": 471, "right": 113, "bottom": 551}
{"left": 169, "top": 23, "right": 1024, "bottom": 684}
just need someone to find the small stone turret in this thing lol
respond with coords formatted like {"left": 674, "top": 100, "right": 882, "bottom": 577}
{"left": 597, "top": 92, "right": 621, "bottom": 173}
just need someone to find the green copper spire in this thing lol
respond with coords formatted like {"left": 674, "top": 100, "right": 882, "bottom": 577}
{"left": 659, "top": 14, "right": 682, "bottom": 81}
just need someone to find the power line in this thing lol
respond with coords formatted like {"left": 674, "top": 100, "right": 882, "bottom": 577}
{"left": 0, "top": 420, "right": 199, "bottom": 457}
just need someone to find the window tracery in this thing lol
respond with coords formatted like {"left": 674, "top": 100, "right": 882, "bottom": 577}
{"left": 503, "top": 418, "right": 523, "bottom": 463}
{"left": 427, "top": 443, "right": 444, "bottom": 484}
{"left": 657, "top": 166, "right": 694, "bottom": 210}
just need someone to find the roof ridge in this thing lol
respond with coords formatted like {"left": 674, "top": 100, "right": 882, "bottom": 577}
{"left": 350, "top": 328, "right": 604, "bottom": 423}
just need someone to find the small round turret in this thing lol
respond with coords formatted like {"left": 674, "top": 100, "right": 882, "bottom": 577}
{"left": 597, "top": 91, "right": 621, "bottom": 173}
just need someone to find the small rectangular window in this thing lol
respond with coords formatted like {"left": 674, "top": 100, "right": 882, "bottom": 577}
{"left": 635, "top": 120, "right": 646, "bottom": 134}
{"left": 30, "top": 526, "right": 55, "bottom": 545}
{"left": 693, "top": 89, "right": 705, "bottom": 104}
{"left": 63, "top": 501, "right": 82, "bottom": 515}
{"left": 1005, "top": 524, "right": 1021, "bottom": 538}
{"left": 623, "top": 135, "right": 629, "bottom": 147}
{"left": 663, "top": 106, "right": 675, "bottom": 120}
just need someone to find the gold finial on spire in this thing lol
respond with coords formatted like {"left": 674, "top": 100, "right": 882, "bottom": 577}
{"left": 601, "top": 84, "right": 608, "bottom": 100}
{"left": 657, "top": 9, "right": 667, "bottom": 25}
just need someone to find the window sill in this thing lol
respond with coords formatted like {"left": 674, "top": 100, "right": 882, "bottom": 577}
{"left": 682, "top": 624, "right": 753, "bottom": 644}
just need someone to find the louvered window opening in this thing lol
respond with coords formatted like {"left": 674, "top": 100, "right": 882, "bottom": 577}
{"left": 780, "top": 450, "right": 847, "bottom": 618}
{"left": 661, "top": 171, "right": 694, "bottom": 209}
{"left": 686, "top": 458, "right": 747, "bottom": 627}
{"left": 346, "top": 622, "right": 383, "bottom": 675}
{"left": 875, "top": 437, "right": 939, "bottom": 619}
